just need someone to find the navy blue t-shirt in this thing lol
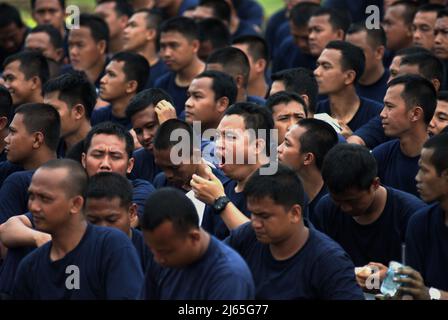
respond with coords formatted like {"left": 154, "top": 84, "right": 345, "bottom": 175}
{"left": 272, "top": 37, "right": 317, "bottom": 73}
{"left": 312, "top": 187, "right": 426, "bottom": 266}
{"left": 225, "top": 222, "right": 364, "bottom": 299}
{"left": 231, "top": 20, "right": 259, "bottom": 41}
{"left": 373, "top": 139, "right": 420, "bottom": 196}
{"left": 0, "top": 170, "right": 34, "bottom": 224}
{"left": 264, "top": 8, "right": 287, "bottom": 56}
{"left": 131, "top": 178, "right": 155, "bottom": 219}
{"left": 405, "top": 203, "right": 448, "bottom": 291}
{"left": 91, "top": 105, "right": 132, "bottom": 130}
{"left": 235, "top": 0, "right": 263, "bottom": 27}
{"left": 141, "top": 235, "right": 255, "bottom": 299}
{"left": 316, "top": 97, "right": 383, "bottom": 132}
{"left": 0, "top": 161, "right": 23, "bottom": 187}
{"left": 154, "top": 72, "right": 188, "bottom": 115}
{"left": 131, "top": 228, "right": 151, "bottom": 272}
{"left": 355, "top": 69, "right": 389, "bottom": 103}
{"left": 12, "top": 224, "right": 144, "bottom": 299}
{"left": 247, "top": 95, "right": 266, "bottom": 106}
{"left": 307, "top": 185, "right": 329, "bottom": 221}
{"left": 353, "top": 115, "right": 390, "bottom": 149}
{"left": 129, "top": 148, "right": 161, "bottom": 183}
{"left": 145, "top": 59, "right": 169, "bottom": 89}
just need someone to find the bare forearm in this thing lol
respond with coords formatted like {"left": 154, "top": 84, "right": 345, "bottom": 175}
{"left": 0, "top": 216, "right": 49, "bottom": 248}
{"left": 220, "top": 202, "right": 250, "bottom": 230}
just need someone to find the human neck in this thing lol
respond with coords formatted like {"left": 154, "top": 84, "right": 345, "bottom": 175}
{"left": 359, "top": 64, "right": 385, "bottom": 86}
{"left": 109, "top": 35, "right": 125, "bottom": 54}
{"left": 64, "top": 121, "right": 91, "bottom": 150}
{"left": 111, "top": 95, "right": 134, "bottom": 118}
{"left": 270, "top": 225, "right": 309, "bottom": 260}
{"left": 22, "top": 149, "right": 57, "bottom": 170}
{"left": 176, "top": 58, "right": 205, "bottom": 87}
{"left": 138, "top": 43, "right": 159, "bottom": 66}
{"left": 399, "top": 128, "right": 429, "bottom": 157}
{"left": 236, "top": 87, "right": 248, "bottom": 103}
{"left": 189, "top": 229, "right": 210, "bottom": 264}
{"left": 328, "top": 87, "right": 360, "bottom": 124}
{"left": 165, "top": 0, "right": 182, "bottom": 18}
{"left": 247, "top": 76, "right": 268, "bottom": 98}
{"left": 84, "top": 56, "right": 106, "bottom": 84}
{"left": 50, "top": 220, "right": 88, "bottom": 261}
{"left": 298, "top": 168, "right": 324, "bottom": 202}
{"left": 353, "top": 186, "right": 387, "bottom": 225}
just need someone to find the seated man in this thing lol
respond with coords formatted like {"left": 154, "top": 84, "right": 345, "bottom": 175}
{"left": 140, "top": 187, "right": 255, "bottom": 299}
{"left": 12, "top": 159, "right": 143, "bottom": 299}
{"left": 392, "top": 133, "right": 448, "bottom": 300}
{"left": 312, "top": 144, "right": 426, "bottom": 288}
{"left": 225, "top": 163, "right": 364, "bottom": 299}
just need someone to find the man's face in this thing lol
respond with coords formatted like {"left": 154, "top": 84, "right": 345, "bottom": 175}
{"left": 160, "top": 31, "right": 197, "bottom": 72}
{"left": 95, "top": 2, "right": 125, "bottom": 39}
{"left": 314, "top": 48, "right": 347, "bottom": 95}
{"left": 85, "top": 197, "right": 133, "bottom": 235}
{"left": 44, "top": 91, "right": 77, "bottom": 139}
{"left": 290, "top": 23, "right": 310, "bottom": 54}
{"left": 69, "top": 26, "right": 105, "bottom": 72}
{"left": 278, "top": 124, "right": 305, "bottom": 172}
{"left": 382, "top": 5, "right": 413, "bottom": 51}
{"left": 416, "top": 148, "right": 448, "bottom": 203}
{"left": 428, "top": 99, "right": 448, "bottom": 136}
{"left": 412, "top": 11, "right": 438, "bottom": 50}
{"left": 434, "top": 17, "right": 448, "bottom": 60}
{"left": 99, "top": 60, "right": 129, "bottom": 102}
{"left": 2, "top": 61, "right": 37, "bottom": 106}
{"left": 329, "top": 187, "right": 376, "bottom": 217}
{"left": 272, "top": 102, "right": 306, "bottom": 145}
{"left": 123, "top": 12, "right": 150, "bottom": 52}
{"left": 0, "top": 23, "right": 26, "bottom": 53}
{"left": 82, "top": 133, "right": 134, "bottom": 177}
{"left": 388, "top": 55, "right": 402, "bottom": 82}
{"left": 25, "top": 32, "right": 62, "bottom": 62}
{"left": 4, "top": 113, "right": 35, "bottom": 165}
{"left": 269, "top": 81, "right": 286, "bottom": 96}
{"left": 308, "top": 14, "right": 342, "bottom": 57}
{"left": 28, "top": 168, "right": 75, "bottom": 233}
{"left": 153, "top": 148, "right": 196, "bottom": 189}
{"left": 131, "top": 106, "right": 159, "bottom": 152}
{"left": 346, "top": 30, "right": 376, "bottom": 77}
{"left": 215, "top": 114, "right": 255, "bottom": 180}
{"left": 248, "top": 196, "right": 299, "bottom": 245}
{"left": 143, "top": 220, "right": 197, "bottom": 268}
{"left": 380, "top": 84, "right": 412, "bottom": 137}
{"left": 32, "top": 0, "right": 65, "bottom": 31}
{"left": 185, "top": 77, "right": 222, "bottom": 128}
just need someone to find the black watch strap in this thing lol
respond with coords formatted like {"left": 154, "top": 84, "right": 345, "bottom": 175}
{"left": 213, "top": 196, "right": 230, "bottom": 213}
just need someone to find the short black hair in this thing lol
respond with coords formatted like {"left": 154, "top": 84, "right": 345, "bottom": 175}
{"left": 265, "top": 91, "right": 308, "bottom": 118}
{"left": 0, "top": 85, "right": 13, "bottom": 122}
{"left": 310, "top": 7, "right": 352, "bottom": 35}
{"left": 325, "top": 40, "right": 365, "bottom": 83}
{"left": 422, "top": 133, "right": 448, "bottom": 175}
{"left": 225, "top": 102, "right": 274, "bottom": 153}
{"left": 43, "top": 70, "right": 97, "bottom": 120}
{"left": 160, "top": 16, "right": 199, "bottom": 41}
{"left": 110, "top": 52, "right": 150, "bottom": 93}
{"left": 206, "top": 47, "right": 250, "bottom": 88}
{"left": 400, "top": 52, "right": 444, "bottom": 87}
{"left": 38, "top": 158, "right": 88, "bottom": 198}
{"left": 195, "top": 70, "right": 237, "bottom": 105}
{"left": 270, "top": 68, "right": 318, "bottom": 113}
{"left": 244, "top": 163, "right": 305, "bottom": 210}
{"left": 141, "top": 187, "right": 199, "bottom": 233}
{"left": 416, "top": 4, "right": 445, "bottom": 15}
{"left": 389, "top": 0, "right": 418, "bottom": 25}
{"left": 126, "top": 88, "right": 173, "bottom": 119}
{"left": 77, "top": 13, "right": 109, "bottom": 52}
{"left": 29, "top": 24, "right": 63, "bottom": 50}
{"left": 86, "top": 171, "right": 133, "bottom": 208}
{"left": 31, "top": 0, "right": 65, "bottom": 10}
{"left": 0, "top": 3, "right": 24, "bottom": 29}
{"left": 198, "top": 18, "right": 230, "bottom": 54}
{"left": 84, "top": 122, "right": 134, "bottom": 159}
{"left": 14, "top": 103, "right": 61, "bottom": 152}
{"left": 437, "top": 90, "right": 448, "bottom": 103}
{"left": 97, "top": 0, "right": 134, "bottom": 17}
{"left": 289, "top": 2, "right": 320, "bottom": 29}
{"left": 232, "top": 35, "right": 269, "bottom": 64}
{"left": 297, "top": 118, "right": 338, "bottom": 171}
{"left": 135, "top": 8, "right": 163, "bottom": 30}
{"left": 198, "top": 0, "right": 231, "bottom": 24}
{"left": 437, "top": 8, "right": 448, "bottom": 19}
{"left": 3, "top": 51, "right": 49, "bottom": 88}
{"left": 396, "top": 46, "right": 430, "bottom": 57}
{"left": 347, "top": 22, "right": 387, "bottom": 48}
{"left": 322, "top": 144, "right": 378, "bottom": 193}
{"left": 153, "top": 119, "right": 196, "bottom": 154}
{"left": 388, "top": 74, "right": 437, "bottom": 124}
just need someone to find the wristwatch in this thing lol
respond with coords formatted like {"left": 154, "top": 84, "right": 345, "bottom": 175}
{"left": 429, "top": 287, "right": 441, "bottom": 300}
{"left": 213, "top": 196, "right": 230, "bottom": 213}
